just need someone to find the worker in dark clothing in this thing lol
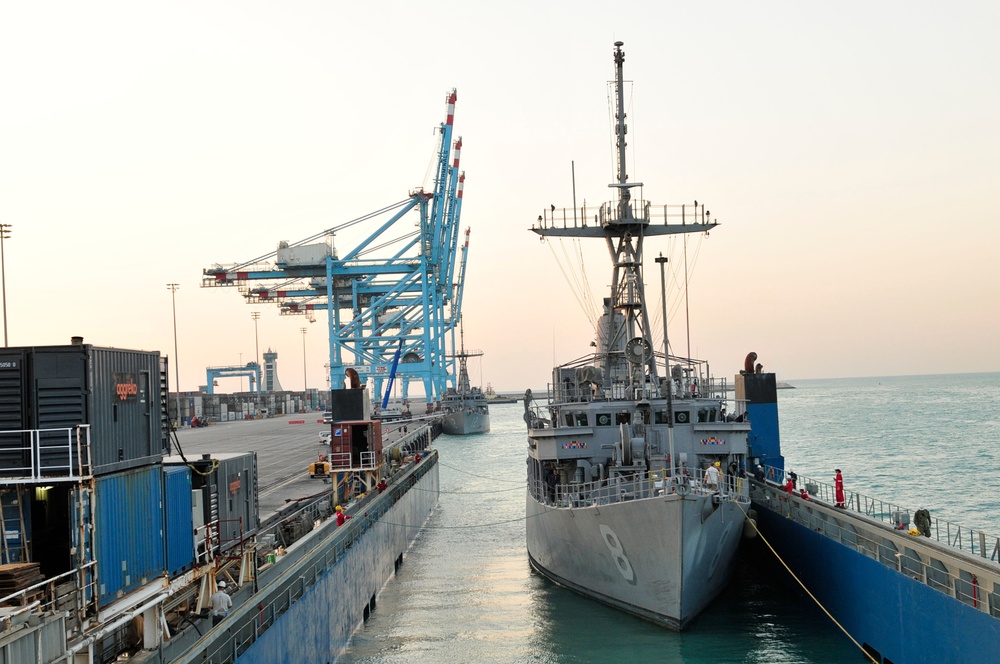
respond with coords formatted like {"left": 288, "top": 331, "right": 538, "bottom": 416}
{"left": 914, "top": 506, "right": 932, "bottom": 537}
{"left": 545, "top": 467, "right": 559, "bottom": 503}
{"left": 754, "top": 465, "right": 766, "bottom": 482}
{"left": 788, "top": 468, "right": 798, "bottom": 490}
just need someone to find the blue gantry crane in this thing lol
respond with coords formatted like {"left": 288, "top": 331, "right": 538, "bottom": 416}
{"left": 201, "top": 89, "right": 471, "bottom": 411}
{"left": 205, "top": 363, "right": 261, "bottom": 394}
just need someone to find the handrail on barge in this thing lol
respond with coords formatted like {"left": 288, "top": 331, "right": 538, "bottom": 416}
{"left": 751, "top": 476, "right": 1000, "bottom": 619}
{"left": 760, "top": 465, "right": 1000, "bottom": 561}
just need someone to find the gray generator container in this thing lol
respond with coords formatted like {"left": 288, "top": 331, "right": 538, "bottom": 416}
{"left": 164, "top": 452, "right": 259, "bottom": 553}
{"left": 0, "top": 343, "right": 168, "bottom": 477}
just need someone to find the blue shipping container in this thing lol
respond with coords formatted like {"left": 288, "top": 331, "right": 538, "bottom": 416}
{"left": 163, "top": 465, "right": 194, "bottom": 577}
{"left": 94, "top": 465, "right": 165, "bottom": 606}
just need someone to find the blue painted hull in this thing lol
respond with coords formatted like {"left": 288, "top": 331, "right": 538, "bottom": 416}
{"left": 233, "top": 457, "right": 440, "bottom": 664}
{"left": 753, "top": 501, "right": 1000, "bottom": 664}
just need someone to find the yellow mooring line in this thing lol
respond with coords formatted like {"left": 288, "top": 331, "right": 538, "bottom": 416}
{"left": 736, "top": 500, "right": 878, "bottom": 664}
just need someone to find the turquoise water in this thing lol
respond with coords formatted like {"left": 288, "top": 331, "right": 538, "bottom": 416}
{"left": 341, "top": 373, "right": 1000, "bottom": 663}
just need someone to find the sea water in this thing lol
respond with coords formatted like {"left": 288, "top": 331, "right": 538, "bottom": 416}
{"left": 341, "top": 372, "right": 1000, "bottom": 663}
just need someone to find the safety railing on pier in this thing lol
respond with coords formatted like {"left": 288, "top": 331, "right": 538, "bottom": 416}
{"left": 754, "top": 471, "right": 1000, "bottom": 618}
{"left": 762, "top": 466, "right": 1000, "bottom": 562}
{"left": 529, "top": 468, "right": 748, "bottom": 510}
{"left": 0, "top": 425, "right": 93, "bottom": 482}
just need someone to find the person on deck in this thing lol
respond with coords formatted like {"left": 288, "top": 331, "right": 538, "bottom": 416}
{"left": 335, "top": 505, "right": 352, "bottom": 526}
{"left": 545, "top": 467, "right": 559, "bottom": 503}
{"left": 834, "top": 469, "right": 846, "bottom": 508}
{"left": 704, "top": 462, "right": 721, "bottom": 492}
{"left": 210, "top": 581, "right": 232, "bottom": 627}
{"left": 754, "top": 465, "right": 766, "bottom": 482}
{"left": 914, "top": 505, "right": 932, "bottom": 537}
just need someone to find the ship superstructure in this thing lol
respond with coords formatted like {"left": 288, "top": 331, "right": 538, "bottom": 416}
{"left": 523, "top": 41, "right": 751, "bottom": 629}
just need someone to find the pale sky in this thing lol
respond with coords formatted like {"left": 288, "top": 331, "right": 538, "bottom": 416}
{"left": 2, "top": 2, "right": 998, "bottom": 394}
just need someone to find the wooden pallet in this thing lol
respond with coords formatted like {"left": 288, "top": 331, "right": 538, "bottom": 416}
{"left": 0, "top": 562, "right": 44, "bottom": 592}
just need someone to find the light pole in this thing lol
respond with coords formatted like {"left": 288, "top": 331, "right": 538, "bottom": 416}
{"left": 250, "top": 312, "right": 260, "bottom": 392}
{"left": 300, "top": 327, "right": 308, "bottom": 408}
{"left": 1, "top": 223, "right": 11, "bottom": 347}
{"left": 166, "top": 283, "right": 181, "bottom": 427}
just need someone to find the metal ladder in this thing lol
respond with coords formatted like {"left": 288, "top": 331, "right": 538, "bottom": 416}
{"left": 0, "top": 485, "right": 29, "bottom": 563}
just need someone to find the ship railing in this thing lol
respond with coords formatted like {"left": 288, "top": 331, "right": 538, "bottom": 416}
{"left": 0, "top": 561, "right": 98, "bottom": 625}
{"left": 382, "top": 425, "right": 432, "bottom": 459}
{"left": 526, "top": 394, "right": 747, "bottom": 433}
{"left": 327, "top": 450, "right": 378, "bottom": 472}
{"left": 194, "top": 523, "right": 215, "bottom": 565}
{"left": 0, "top": 425, "right": 93, "bottom": 483}
{"left": 761, "top": 466, "right": 1000, "bottom": 563}
{"left": 530, "top": 468, "right": 748, "bottom": 509}
{"left": 535, "top": 200, "right": 715, "bottom": 230}
{"left": 529, "top": 374, "right": 736, "bottom": 423}
{"left": 172, "top": 450, "right": 439, "bottom": 664}
{"left": 753, "top": 479, "right": 1000, "bottom": 618}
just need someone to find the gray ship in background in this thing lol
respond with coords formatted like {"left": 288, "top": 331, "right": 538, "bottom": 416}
{"left": 441, "top": 323, "right": 490, "bottom": 435}
{"left": 524, "top": 41, "right": 753, "bottom": 630}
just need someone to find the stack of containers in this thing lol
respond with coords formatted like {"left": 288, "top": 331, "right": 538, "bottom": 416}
{"left": 0, "top": 340, "right": 176, "bottom": 606}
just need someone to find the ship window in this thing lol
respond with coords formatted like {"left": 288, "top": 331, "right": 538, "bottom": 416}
{"left": 596, "top": 413, "right": 612, "bottom": 427}
{"left": 575, "top": 413, "right": 588, "bottom": 426}
{"left": 675, "top": 411, "right": 690, "bottom": 425}
{"left": 565, "top": 413, "right": 575, "bottom": 427}
{"left": 615, "top": 412, "right": 631, "bottom": 425}
{"left": 654, "top": 410, "right": 668, "bottom": 424}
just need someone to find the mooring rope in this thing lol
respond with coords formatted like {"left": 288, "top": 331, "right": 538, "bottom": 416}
{"left": 736, "top": 499, "right": 878, "bottom": 664}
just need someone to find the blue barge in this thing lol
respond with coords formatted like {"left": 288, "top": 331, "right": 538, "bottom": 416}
{"left": 742, "top": 370, "right": 1000, "bottom": 663}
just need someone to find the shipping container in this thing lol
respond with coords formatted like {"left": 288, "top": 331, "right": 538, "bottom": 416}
{"left": 330, "top": 420, "right": 382, "bottom": 468}
{"left": 163, "top": 465, "right": 194, "bottom": 577}
{"left": 92, "top": 465, "right": 166, "bottom": 606}
{"left": 164, "top": 452, "right": 258, "bottom": 553}
{"left": 0, "top": 342, "right": 168, "bottom": 477}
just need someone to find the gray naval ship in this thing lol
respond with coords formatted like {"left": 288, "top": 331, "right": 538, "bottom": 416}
{"left": 524, "top": 41, "right": 752, "bottom": 630}
{"left": 441, "top": 324, "right": 490, "bottom": 435}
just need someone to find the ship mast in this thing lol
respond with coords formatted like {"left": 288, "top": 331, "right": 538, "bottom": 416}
{"left": 530, "top": 41, "right": 717, "bottom": 398}
{"left": 457, "top": 318, "right": 470, "bottom": 393}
